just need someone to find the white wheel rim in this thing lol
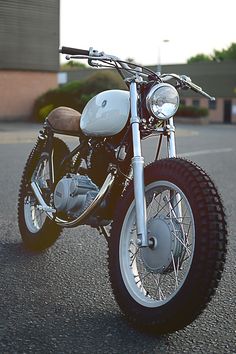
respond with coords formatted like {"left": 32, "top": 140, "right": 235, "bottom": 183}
{"left": 24, "top": 157, "right": 50, "bottom": 234}
{"left": 119, "top": 180, "right": 195, "bottom": 308}
{"left": 24, "top": 195, "right": 46, "bottom": 233}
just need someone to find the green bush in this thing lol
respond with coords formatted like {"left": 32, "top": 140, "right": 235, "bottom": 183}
{"left": 33, "top": 71, "right": 127, "bottom": 122}
{"left": 176, "top": 104, "right": 208, "bottom": 118}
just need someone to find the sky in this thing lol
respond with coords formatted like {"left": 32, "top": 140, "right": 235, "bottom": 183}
{"left": 60, "top": 0, "right": 236, "bottom": 66}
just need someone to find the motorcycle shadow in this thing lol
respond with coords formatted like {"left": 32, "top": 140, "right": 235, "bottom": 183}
{"left": 0, "top": 240, "right": 174, "bottom": 353}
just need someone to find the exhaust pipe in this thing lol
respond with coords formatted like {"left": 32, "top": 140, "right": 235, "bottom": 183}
{"left": 31, "top": 172, "right": 116, "bottom": 228}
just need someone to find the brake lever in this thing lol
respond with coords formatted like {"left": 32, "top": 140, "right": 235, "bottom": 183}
{"left": 180, "top": 75, "right": 215, "bottom": 101}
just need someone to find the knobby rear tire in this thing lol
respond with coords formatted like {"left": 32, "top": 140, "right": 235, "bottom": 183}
{"left": 108, "top": 158, "right": 227, "bottom": 334}
{"left": 18, "top": 137, "right": 70, "bottom": 252}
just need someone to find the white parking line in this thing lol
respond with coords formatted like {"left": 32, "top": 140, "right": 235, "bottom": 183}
{"left": 179, "top": 147, "right": 233, "bottom": 157}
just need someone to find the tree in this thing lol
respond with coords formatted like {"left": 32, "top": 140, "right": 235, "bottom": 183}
{"left": 125, "top": 57, "right": 137, "bottom": 64}
{"left": 60, "top": 60, "right": 87, "bottom": 70}
{"left": 213, "top": 43, "right": 236, "bottom": 61}
{"left": 187, "top": 53, "right": 212, "bottom": 63}
{"left": 187, "top": 43, "right": 236, "bottom": 63}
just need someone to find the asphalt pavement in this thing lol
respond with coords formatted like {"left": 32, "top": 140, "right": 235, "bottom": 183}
{"left": 0, "top": 122, "right": 235, "bottom": 353}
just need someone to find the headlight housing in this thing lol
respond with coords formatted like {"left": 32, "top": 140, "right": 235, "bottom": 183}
{"left": 146, "top": 83, "right": 179, "bottom": 120}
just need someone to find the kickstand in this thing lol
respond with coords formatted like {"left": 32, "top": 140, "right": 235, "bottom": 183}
{"left": 97, "top": 226, "right": 110, "bottom": 243}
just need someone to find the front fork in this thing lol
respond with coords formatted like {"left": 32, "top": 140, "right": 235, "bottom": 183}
{"left": 167, "top": 118, "right": 182, "bottom": 220}
{"left": 167, "top": 117, "right": 177, "bottom": 158}
{"left": 130, "top": 82, "right": 178, "bottom": 247}
{"left": 130, "top": 81, "right": 147, "bottom": 246}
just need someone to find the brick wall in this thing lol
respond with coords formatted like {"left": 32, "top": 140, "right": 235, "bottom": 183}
{"left": 0, "top": 71, "right": 57, "bottom": 120}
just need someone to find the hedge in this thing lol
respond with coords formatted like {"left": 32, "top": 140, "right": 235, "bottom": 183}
{"left": 33, "top": 70, "right": 127, "bottom": 122}
{"left": 176, "top": 104, "right": 208, "bottom": 118}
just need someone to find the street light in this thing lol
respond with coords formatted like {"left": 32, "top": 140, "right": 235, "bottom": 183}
{"left": 157, "top": 39, "right": 170, "bottom": 74}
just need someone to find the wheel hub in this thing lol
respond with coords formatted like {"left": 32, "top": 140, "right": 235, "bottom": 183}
{"left": 140, "top": 215, "right": 185, "bottom": 274}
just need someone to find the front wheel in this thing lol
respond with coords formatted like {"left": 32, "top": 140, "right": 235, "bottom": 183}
{"left": 108, "top": 158, "right": 227, "bottom": 334}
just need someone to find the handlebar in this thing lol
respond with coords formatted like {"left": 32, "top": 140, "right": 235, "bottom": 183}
{"left": 59, "top": 46, "right": 215, "bottom": 101}
{"left": 59, "top": 46, "right": 142, "bottom": 74}
{"left": 59, "top": 46, "right": 89, "bottom": 56}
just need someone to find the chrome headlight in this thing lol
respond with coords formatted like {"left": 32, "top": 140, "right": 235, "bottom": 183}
{"left": 146, "top": 83, "right": 179, "bottom": 120}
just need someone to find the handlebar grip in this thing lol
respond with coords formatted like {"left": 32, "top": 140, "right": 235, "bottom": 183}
{"left": 59, "top": 46, "right": 89, "bottom": 56}
{"left": 190, "top": 82, "right": 215, "bottom": 100}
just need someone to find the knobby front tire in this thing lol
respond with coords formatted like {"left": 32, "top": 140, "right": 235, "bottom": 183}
{"left": 108, "top": 158, "right": 227, "bottom": 334}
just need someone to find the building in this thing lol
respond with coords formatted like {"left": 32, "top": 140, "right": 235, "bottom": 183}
{"left": 0, "top": 0, "right": 59, "bottom": 120}
{"left": 157, "top": 61, "right": 236, "bottom": 124}
{"left": 1, "top": 1, "right": 235, "bottom": 124}
{"left": 61, "top": 60, "right": 236, "bottom": 123}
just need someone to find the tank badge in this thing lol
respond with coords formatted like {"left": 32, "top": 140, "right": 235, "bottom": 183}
{"left": 102, "top": 100, "right": 107, "bottom": 108}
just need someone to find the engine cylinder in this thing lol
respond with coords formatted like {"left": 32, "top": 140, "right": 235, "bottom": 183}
{"left": 54, "top": 174, "right": 99, "bottom": 217}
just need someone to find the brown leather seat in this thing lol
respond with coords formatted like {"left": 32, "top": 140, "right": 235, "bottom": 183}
{"left": 47, "top": 106, "right": 82, "bottom": 134}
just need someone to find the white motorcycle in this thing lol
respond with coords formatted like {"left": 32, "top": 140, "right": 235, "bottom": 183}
{"left": 18, "top": 46, "right": 227, "bottom": 334}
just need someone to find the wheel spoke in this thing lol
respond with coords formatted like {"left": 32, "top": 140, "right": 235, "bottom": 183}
{"left": 171, "top": 228, "right": 191, "bottom": 257}
{"left": 151, "top": 273, "right": 167, "bottom": 301}
{"left": 152, "top": 191, "right": 181, "bottom": 219}
{"left": 147, "top": 193, "right": 157, "bottom": 219}
{"left": 171, "top": 252, "right": 180, "bottom": 290}
{"left": 134, "top": 270, "right": 149, "bottom": 285}
{"left": 164, "top": 194, "right": 183, "bottom": 219}
{"left": 129, "top": 247, "right": 139, "bottom": 267}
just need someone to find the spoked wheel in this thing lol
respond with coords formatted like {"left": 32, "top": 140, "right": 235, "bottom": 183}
{"left": 18, "top": 137, "right": 70, "bottom": 251}
{"left": 108, "top": 158, "right": 227, "bottom": 334}
{"left": 24, "top": 153, "right": 50, "bottom": 234}
{"left": 122, "top": 179, "right": 194, "bottom": 307}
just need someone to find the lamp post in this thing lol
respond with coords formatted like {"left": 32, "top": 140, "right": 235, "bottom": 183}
{"left": 157, "top": 39, "right": 169, "bottom": 74}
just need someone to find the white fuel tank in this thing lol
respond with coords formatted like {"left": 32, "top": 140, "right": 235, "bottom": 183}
{"left": 80, "top": 90, "right": 130, "bottom": 137}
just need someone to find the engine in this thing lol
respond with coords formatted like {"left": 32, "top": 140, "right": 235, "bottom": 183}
{"left": 54, "top": 174, "right": 99, "bottom": 218}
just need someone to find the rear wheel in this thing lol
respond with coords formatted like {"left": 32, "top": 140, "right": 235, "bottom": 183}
{"left": 108, "top": 158, "right": 227, "bottom": 333}
{"left": 18, "top": 137, "right": 70, "bottom": 251}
